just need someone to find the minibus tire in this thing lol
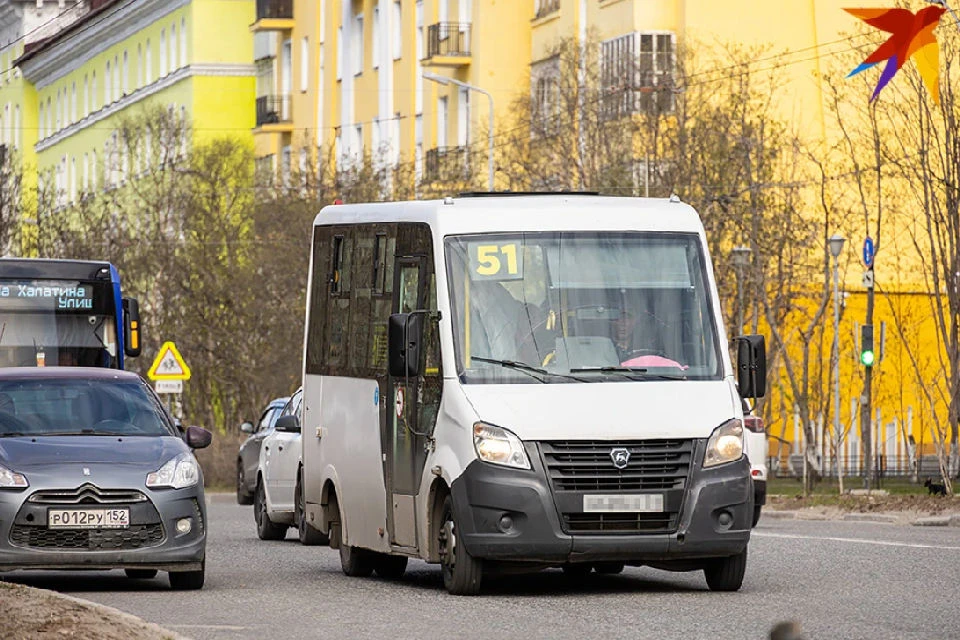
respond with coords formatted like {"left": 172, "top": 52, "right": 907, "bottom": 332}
{"left": 373, "top": 554, "right": 408, "bottom": 579}
{"left": 703, "top": 548, "right": 747, "bottom": 592}
{"left": 440, "top": 496, "right": 482, "bottom": 595}
{"left": 335, "top": 501, "right": 374, "bottom": 577}
{"left": 255, "top": 481, "right": 287, "bottom": 541}
{"left": 296, "top": 474, "right": 328, "bottom": 546}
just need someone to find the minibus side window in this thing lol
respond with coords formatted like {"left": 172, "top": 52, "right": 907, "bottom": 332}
{"left": 306, "top": 227, "right": 332, "bottom": 375}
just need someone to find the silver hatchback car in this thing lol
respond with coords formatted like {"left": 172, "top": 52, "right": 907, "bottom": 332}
{"left": 0, "top": 367, "right": 212, "bottom": 589}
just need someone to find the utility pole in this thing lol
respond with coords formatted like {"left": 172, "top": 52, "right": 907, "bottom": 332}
{"left": 860, "top": 236, "right": 876, "bottom": 490}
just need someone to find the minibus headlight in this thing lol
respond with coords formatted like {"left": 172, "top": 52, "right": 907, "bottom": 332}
{"left": 473, "top": 423, "right": 531, "bottom": 470}
{"left": 703, "top": 419, "right": 744, "bottom": 468}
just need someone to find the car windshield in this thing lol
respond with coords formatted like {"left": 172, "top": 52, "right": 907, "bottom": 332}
{"left": 445, "top": 232, "right": 722, "bottom": 384}
{"left": 0, "top": 378, "right": 173, "bottom": 437}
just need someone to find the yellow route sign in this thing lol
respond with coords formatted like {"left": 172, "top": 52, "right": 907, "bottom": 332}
{"left": 147, "top": 342, "right": 191, "bottom": 381}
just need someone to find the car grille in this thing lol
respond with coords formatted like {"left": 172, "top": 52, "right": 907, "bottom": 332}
{"left": 540, "top": 440, "right": 695, "bottom": 535}
{"left": 9, "top": 524, "right": 165, "bottom": 550}
{"left": 27, "top": 484, "right": 148, "bottom": 505}
{"left": 540, "top": 440, "right": 694, "bottom": 492}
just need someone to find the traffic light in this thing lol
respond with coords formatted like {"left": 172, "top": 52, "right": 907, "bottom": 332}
{"left": 860, "top": 324, "right": 875, "bottom": 367}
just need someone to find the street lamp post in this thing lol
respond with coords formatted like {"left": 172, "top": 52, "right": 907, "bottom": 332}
{"left": 731, "top": 246, "right": 751, "bottom": 335}
{"left": 422, "top": 71, "right": 495, "bottom": 191}
{"left": 828, "top": 234, "right": 846, "bottom": 482}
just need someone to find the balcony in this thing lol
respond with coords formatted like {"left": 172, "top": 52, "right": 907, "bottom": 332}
{"left": 251, "top": 0, "right": 294, "bottom": 32}
{"left": 534, "top": 0, "right": 561, "bottom": 19}
{"left": 424, "top": 23, "right": 472, "bottom": 67}
{"left": 255, "top": 95, "right": 293, "bottom": 130}
{"left": 424, "top": 146, "right": 471, "bottom": 182}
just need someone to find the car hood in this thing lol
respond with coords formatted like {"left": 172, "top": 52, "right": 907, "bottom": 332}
{"left": 0, "top": 436, "right": 189, "bottom": 471}
{"left": 458, "top": 380, "right": 739, "bottom": 441}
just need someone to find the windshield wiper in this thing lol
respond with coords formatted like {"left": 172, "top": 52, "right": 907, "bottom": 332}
{"left": 570, "top": 366, "right": 687, "bottom": 381}
{"left": 471, "top": 356, "right": 590, "bottom": 383}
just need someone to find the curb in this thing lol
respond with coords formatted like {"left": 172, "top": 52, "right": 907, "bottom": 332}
{"left": 911, "top": 514, "right": 960, "bottom": 527}
{"left": 7, "top": 585, "right": 192, "bottom": 640}
{"left": 841, "top": 513, "right": 899, "bottom": 523}
{"left": 762, "top": 511, "right": 798, "bottom": 519}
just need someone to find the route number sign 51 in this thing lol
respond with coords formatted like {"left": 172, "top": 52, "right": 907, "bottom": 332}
{"left": 468, "top": 242, "right": 524, "bottom": 281}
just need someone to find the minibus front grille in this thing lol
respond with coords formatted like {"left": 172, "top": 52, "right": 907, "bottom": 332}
{"left": 563, "top": 512, "right": 677, "bottom": 534}
{"left": 540, "top": 440, "right": 694, "bottom": 492}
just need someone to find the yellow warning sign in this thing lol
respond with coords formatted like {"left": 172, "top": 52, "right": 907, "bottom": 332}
{"left": 147, "top": 342, "right": 191, "bottom": 381}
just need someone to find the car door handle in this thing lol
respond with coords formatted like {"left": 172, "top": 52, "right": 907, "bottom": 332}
{"left": 264, "top": 446, "right": 269, "bottom": 451}
{"left": 278, "top": 445, "right": 284, "bottom": 451}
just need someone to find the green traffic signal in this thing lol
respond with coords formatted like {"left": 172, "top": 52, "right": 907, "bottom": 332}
{"left": 861, "top": 324, "right": 874, "bottom": 367}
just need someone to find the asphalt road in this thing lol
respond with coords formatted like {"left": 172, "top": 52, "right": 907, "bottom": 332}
{"left": 5, "top": 499, "right": 960, "bottom": 640}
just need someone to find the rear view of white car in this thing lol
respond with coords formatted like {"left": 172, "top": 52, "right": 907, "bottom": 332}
{"left": 253, "top": 389, "right": 326, "bottom": 545}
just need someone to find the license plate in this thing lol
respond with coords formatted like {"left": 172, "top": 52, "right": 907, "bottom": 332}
{"left": 583, "top": 494, "right": 664, "bottom": 513}
{"left": 48, "top": 508, "right": 130, "bottom": 529}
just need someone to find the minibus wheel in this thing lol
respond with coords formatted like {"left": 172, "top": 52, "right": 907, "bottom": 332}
{"left": 334, "top": 499, "right": 374, "bottom": 577}
{"left": 439, "top": 496, "right": 482, "bottom": 595}
{"left": 296, "top": 472, "right": 328, "bottom": 546}
{"left": 703, "top": 548, "right": 747, "bottom": 591}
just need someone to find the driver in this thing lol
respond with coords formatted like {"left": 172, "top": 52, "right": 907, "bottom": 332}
{"left": 611, "top": 309, "right": 639, "bottom": 361}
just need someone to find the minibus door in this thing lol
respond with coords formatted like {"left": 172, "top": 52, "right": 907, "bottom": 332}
{"left": 386, "top": 256, "right": 428, "bottom": 549}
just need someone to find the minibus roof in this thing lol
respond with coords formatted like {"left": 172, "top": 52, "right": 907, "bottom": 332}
{"left": 314, "top": 195, "right": 705, "bottom": 237}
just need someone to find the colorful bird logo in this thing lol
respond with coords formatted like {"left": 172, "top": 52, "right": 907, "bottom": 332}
{"left": 845, "top": 5, "right": 945, "bottom": 103}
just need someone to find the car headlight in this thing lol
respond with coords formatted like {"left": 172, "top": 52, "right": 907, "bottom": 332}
{"left": 146, "top": 453, "right": 199, "bottom": 489}
{"left": 704, "top": 419, "right": 744, "bottom": 468}
{"left": 0, "top": 463, "right": 28, "bottom": 489}
{"left": 473, "top": 422, "right": 531, "bottom": 470}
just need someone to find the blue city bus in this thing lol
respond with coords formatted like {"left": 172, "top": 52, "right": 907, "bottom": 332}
{"left": 0, "top": 258, "right": 141, "bottom": 369}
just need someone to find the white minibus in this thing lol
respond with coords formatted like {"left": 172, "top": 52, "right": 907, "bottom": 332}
{"left": 298, "top": 194, "right": 767, "bottom": 595}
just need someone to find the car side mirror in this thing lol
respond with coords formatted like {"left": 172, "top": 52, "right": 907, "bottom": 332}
{"left": 185, "top": 425, "right": 212, "bottom": 449}
{"left": 275, "top": 414, "right": 301, "bottom": 433}
{"left": 736, "top": 334, "right": 767, "bottom": 399}
{"left": 240, "top": 421, "right": 254, "bottom": 434}
{"left": 388, "top": 312, "right": 423, "bottom": 378}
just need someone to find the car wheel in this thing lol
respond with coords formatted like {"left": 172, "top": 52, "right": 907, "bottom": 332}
{"left": 373, "top": 554, "right": 408, "bottom": 579}
{"left": 236, "top": 462, "right": 253, "bottom": 505}
{"left": 254, "top": 480, "right": 286, "bottom": 541}
{"left": 124, "top": 569, "right": 158, "bottom": 579}
{"left": 169, "top": 562, "right": 205, "bottom": 590}
{"left": 703, "top": 548, "right": 747, "bottom": 592}
{"left": 594, "top": 562, "right": 625, "bottom": 575}
{"left": 296, "top": 473, "right": 328, "bottom": 546}
{"left": 439, "top": 495, "right": 482, "bottom": 595}
{"left": 752, "top": 505, "right": 762, "bottom": 528}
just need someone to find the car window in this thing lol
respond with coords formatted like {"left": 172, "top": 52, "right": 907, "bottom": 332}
{"left": 280, "top": 390, "right": 302, "bottom": 419}
{"left": 294, "top": 393, "right": 303, "bottom": 422}
{"left": 256, "top": 407, "right": 276, "bottom": 433}
{"left": 0, "top": 378, "right": 176, "bottom": 437}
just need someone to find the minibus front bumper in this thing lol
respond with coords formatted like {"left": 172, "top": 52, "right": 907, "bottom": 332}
{"left": 449, "top": 441, "right": 752, "bottom": 565}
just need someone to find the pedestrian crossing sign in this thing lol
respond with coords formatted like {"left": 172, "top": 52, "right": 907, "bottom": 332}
{"left": 147, "top": 342, "right": 191, "bottom": 381}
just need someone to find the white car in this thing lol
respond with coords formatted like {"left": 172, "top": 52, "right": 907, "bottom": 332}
{"left": 253, "top": 389, "right": 326, "bottom": 545}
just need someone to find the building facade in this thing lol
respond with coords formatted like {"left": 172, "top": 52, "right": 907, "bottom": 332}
{"left": 16, "top": 0, "right": 255, "bottom": 210}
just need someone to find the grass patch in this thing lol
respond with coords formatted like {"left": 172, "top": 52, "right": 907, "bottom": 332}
{"left": 768, "top": 476, "right": 939, "bottom": 496}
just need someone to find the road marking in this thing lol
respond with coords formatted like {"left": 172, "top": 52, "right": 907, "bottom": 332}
{"left": 754, "top": 531, "right": 960, "bottom": 551}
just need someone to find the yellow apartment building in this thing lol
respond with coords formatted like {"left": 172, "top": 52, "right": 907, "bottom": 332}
{"left": 13, "top": 0, "right": 255, "bottom": 216}
{"left": 252, "top": 0, "right": 947, "bottom": 470}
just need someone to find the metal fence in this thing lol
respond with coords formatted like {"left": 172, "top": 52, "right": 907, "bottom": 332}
{"left": 256, "top": 0, "right": 293, "bottom": 20}
{"left": 770, "top": 454, "right": 948, "bottom": 480}
{"left": 256, "top": 95, "right": 291, "bottom": 126}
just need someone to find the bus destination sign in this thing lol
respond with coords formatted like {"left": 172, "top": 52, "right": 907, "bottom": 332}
{"left": 0, "top": 280, "right": 94, "bottom": 311}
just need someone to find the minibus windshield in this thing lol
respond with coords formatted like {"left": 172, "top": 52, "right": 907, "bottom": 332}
{"left": 445, "top": 232, "right": 722, "bottom": 384}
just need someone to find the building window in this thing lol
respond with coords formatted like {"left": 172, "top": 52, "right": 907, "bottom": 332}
{"left": 104, "top": 61, "right": 111, "bottom": 105}
{"left": 638, "top": 33, "right": 675, "bottom": 111}
{"left": 91, "top": 72, "right": 97, "bottom": 111}
{"left": 531, "top": 55, "right": 560, "bottom": 135}
{"left": 373, "top": 4, "right": 380, "bottom": 70}
{"left": 353, "top": 14, "right": 364, "bottom": 75}
{"left": 83, "top": 75, "right": 89, "bottom": 116}
{"left": 437, "top": 95, "right": 448, "bottom": 147}
{"left": 113, "top": 55, "right": 119, "bottom": 102}
{"left": 14, "top": 105, "right": 19, "bottom": 148}
{"left": 71, "top": 82, "right": 76, "bottom": 124}
{"left": 336, "top": 26, "right": 343, "bottom": 81}
{"left": 180, "top": 17, "right": 187, "bottom": 65}
{"left": 600, "top": 32, "right": 676, "bottom": 119}
{"left": 301, "top": 36, "right": 309, "bottom": 92}
{"left": 146, "top": 39, "right": 152, "bottom": 84}
{"left": 122, "top": 50, "right": 129, "bottom": 95}
{"left": 355, "top": 123, "right": 363, "bottom": 158}
{"left": 534, "top": 0, "right": 559, "bottom": 19}
{"left": 457, "top": 86, "right": 468, "bottom": 147}
{"left": 170, "top": 23, "right": 177, "bottom": 70}
{"left": 137, "top": 45, "right": 142, "bottom": 87}
{"left": 160, "top": 29, "right": 167, "bottom": 77}
{"left": 38, "top": 103, "right": 44, "bottom": 139}
{"left": 393, "top": 1, "right": 402, "bottom": 60}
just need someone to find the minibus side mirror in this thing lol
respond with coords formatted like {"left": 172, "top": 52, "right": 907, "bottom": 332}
{"left": 736, "top": 335, "right": 766, "bottom": 399}
{"left": 123, "top": 297, "right": 142, "bottom": 358}
{"left": 389, "top": 313, "right": 423, "bottom": 378}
